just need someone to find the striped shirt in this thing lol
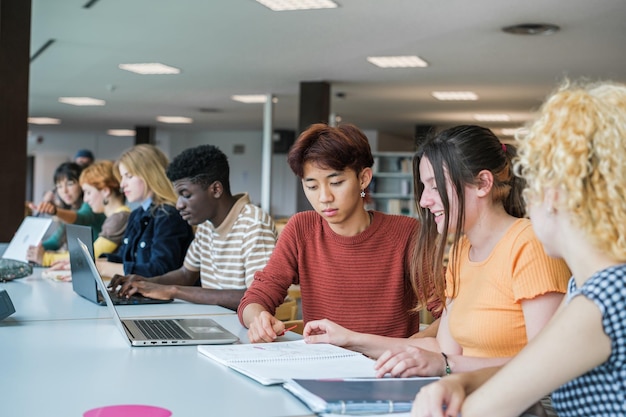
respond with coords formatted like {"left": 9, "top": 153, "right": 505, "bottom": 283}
{"left": 183, "top": 193, "right": 277, "bottom": 290}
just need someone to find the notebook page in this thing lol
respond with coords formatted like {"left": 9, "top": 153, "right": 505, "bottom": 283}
{"left": 198, "top": 340, "right": 376, "bottom": 385}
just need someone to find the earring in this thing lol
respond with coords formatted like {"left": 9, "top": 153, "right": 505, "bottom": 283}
{"left": 547, "top": 205, "right": 556, "bottom": 216}
{"left": 103, "top": 197, "right": 109, "bottom": 205}
{"left": 360, "top": 189, "right": 366, "bottom": 198}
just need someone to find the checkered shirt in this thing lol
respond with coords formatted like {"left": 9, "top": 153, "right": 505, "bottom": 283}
{"left": 552, "top": 264, "right": 626, "bottom": 416}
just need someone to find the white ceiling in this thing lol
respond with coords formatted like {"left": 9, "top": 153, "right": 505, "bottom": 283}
{"left": 29, "top": 0, "right": 626, "bottom": 139}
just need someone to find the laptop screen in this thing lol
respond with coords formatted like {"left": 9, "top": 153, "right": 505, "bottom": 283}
{"left": 67, "top": 224, "right": 97, "bottom": 302}
{"left": 2, "top": 217, "right": 52, "bottom": 263}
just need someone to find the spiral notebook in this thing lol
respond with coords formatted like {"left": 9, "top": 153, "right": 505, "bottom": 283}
{"left": 197, "top": 340, "right": 377, "bottom": 385}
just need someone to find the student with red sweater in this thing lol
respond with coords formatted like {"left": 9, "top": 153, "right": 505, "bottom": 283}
{"left": 238, "top": 123, "right": 441, "bottom": 343}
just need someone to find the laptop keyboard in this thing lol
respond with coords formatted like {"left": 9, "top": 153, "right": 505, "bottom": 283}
{"left": 134, "top": 319, "right": 192, "bottom": 340}
{"left": 100, "top": 290, "right": 163, "bottom": 305}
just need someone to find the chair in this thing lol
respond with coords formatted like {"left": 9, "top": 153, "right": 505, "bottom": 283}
{"left": 281, "top": 319, "right": 304, "bottom": 335}
{"left": 287, "top": 284, "right": 301, "bottom": 301}
{"left": 274, "top": 297, "right": 298, "bottom": 321}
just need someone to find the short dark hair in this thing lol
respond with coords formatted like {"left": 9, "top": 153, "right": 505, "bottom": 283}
{"left": 287, "top": 123, "right": 374, "bottom": 178}
{"left": 167, "top": 145, "right": 231, "bottom": 194}
{"left": 53, "top": 162, "right": 83, "bottom": 185}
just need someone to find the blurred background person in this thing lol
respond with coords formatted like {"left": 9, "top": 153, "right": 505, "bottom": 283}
{"left": 73, "top": 149, "right": 94, "bottom": 168}
{"left": 27, "top": 162, "right": 105, "bottom": 265}
{"left": 79, "top": 160, "right": 130, "bottom": 258}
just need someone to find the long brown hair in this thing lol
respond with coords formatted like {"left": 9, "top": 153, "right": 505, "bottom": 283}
{"left": 411, "top": 125, "right": 526, "bottom": 314}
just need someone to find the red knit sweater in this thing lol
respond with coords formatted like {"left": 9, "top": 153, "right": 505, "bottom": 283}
{"left": 238, "top": 211, "right": 424, "bottom": 338}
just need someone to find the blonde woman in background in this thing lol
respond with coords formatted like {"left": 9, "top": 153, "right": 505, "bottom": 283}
{"left": 97, "top": 144, "right": 194, "bottom": 278}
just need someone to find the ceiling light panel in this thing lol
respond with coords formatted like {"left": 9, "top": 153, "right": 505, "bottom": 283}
{"left": 156, "top": 116, "right": 193, "bottom": 124}
{"left": 473, "top": 113, "right": 511, "bottom": 122}
{"left": 28, "top": 117, "right": 61, "bottom": 125}
{"left": 255, "top": 0, "right": 338, "bottom": 11}
{"left": 107, "top": 129, "right": 136, "bottom": 136}
{"left": 366, "top": 56, "right": 428, "bottom": 68}
{"left": 58, "top": 97, "right": 105, "bottom": 106}
{"left": 432, "top": 91, "right": 478, "bottom": 101}
{"left": 231, "top": 94, "right": 270, "bottom": 103}
{"left": 118, "top": 63, "right": 181, "bottom": 75}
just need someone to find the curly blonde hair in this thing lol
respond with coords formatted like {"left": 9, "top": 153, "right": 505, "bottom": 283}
{"left": 515, "top": 80, "right": 626, "bottom": 261}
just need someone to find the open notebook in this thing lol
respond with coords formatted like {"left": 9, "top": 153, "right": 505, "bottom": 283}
{"left": 198, "top": 340, "right": 377, "bottom": 385}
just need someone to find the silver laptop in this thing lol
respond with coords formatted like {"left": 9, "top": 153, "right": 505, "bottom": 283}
{"left": 67, "top": 224, "right": 172, "bottom": 306}
{"left": 77, "top": 238, "right": 240, "bottom": 346}
{"left": 2, "top": 216, "right": 52, "bottom": 263}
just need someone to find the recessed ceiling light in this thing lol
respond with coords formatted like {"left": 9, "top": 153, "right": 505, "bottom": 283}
{"left": 59, "top": 97, "right": 105, "bottom": 106}
{"left": 432, "top": 91, "right": 478, "bottom": 101}
{"left": 232, "top": 94, "right": 272, "bottom": 103}
{"left": 366, "top": 55, "right": 428, "bottom": 68}
{"left": 474, "top": 114, "right": 511, "bottom": 122}
{"left": 118, "top": 63, "right": 181, "bottom": 75}
{"left": 28, "top": 117, "right": 61, "bottom": 125}
{"left": 156, "top": 116, "right": 193, "bottom": 124}
{"left": 107, "top": 129, "right": 136, "bottom": 136}
{"left": 255, "top": 0, "right": 338, "bottom": 11}
{"left": 502, "top": 23, "right": 560, "bottom": 35}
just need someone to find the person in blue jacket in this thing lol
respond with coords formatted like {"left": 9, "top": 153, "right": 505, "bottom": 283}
{"left": 97, "top": 144, "right": 194, "bottom": 278}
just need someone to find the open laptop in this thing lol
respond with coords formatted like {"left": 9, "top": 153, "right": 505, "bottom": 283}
{"left": 2, "top": 216, "right": 52, "bottom": 263}
{"left": 67, "top": 224, "right": 172, "bottom": 305}
{"left": 77, "top": 237, "right": 239, "bottom": 346}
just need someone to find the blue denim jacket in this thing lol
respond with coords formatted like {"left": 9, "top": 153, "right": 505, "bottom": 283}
{"left": 106, "top": 203, "right": 194, "bottom": 276}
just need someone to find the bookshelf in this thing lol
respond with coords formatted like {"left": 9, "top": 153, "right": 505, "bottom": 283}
{"left": 368, "top": 152, "right": 415, "bottom": 216}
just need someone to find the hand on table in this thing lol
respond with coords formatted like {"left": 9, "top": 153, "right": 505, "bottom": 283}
{"left": 375, "top": 345, "right": 446, "bottom": 378}
{"left": 411, "top": 375, "right": 466, "bottom": 417}
{"left": 303, "top": 318, "right": 355, "bottom": 347}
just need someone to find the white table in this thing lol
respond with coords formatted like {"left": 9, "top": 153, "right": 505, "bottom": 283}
{"left": 0, "top": 267, "right": 312, "bottom": 417}
{"left": 0, "top": 268, "right": 233, "bottom": 322}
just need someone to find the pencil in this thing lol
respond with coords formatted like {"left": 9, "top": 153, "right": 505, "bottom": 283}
{"left": 277, "top": 324, "right": 298, "bottom": 336}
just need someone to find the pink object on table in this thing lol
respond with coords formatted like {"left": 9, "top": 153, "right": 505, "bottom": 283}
{"left": 83, "top": 405, "right": 172, "bottom": 417}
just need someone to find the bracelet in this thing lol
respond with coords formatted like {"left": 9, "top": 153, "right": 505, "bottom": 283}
{"left": 441, "top": 352, "right": 451, "bottom": 376}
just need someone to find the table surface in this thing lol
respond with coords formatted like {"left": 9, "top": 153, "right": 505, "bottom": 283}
{"left": 1, "top": 269, "right": 233, "bottom": 322}
{"left": 0, "top": 267, "right": 313, "bottom": 417}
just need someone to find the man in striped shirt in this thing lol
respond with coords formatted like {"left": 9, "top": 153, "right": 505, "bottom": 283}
{"left": 110, "top": 145, "right": 277, "bottom": 311}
